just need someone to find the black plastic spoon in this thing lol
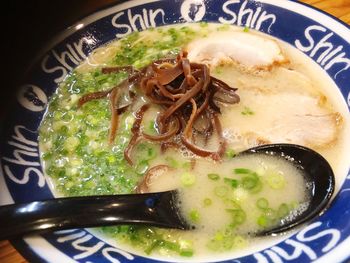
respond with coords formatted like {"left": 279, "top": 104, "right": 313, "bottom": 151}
{"left": 241, "top": 143, "right": 335, "bottom": 236}
{"left": 0, "top": 143, "right": 335, "bottom": 240}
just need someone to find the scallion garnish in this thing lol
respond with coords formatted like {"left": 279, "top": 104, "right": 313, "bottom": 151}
{"left": 208, "top": 173, "right": 220, "bottom": 181}
{"left": 256, "top": 198, "right": 269, "bottom": 209}
{"left": 224, "top": 177, "right": 239, "bottom": 188}
{"left": 181, "top": 172, "right": 196, "bottom": 186}
{"left": 233, "top": 168, "right": 253, "bottom": 174}
{"left": 267, "top": 172, "right": 286, "bottom": 189}
{"left": 225, "top": 148, "right": 236, "bottom": 158}
{"left": 214, "top": 186, "right": 229, "bottom": 198}
{"left": 278, "top": 203, "right": 290, "bottom": 217}
{"left": 189, "top": 209, "right": 200, "bottom": 223}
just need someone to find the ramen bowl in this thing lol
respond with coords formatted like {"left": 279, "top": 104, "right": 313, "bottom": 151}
{"left": 1, "top": 0, "right": 350, "bottom": 262}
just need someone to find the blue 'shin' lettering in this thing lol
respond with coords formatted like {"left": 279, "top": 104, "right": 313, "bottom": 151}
{"left": 295, "top": 25, "right": 350, "bottom": 78}
{"left": 41, "top": 38, "right": 95, "bottom": 83}
{"left": 111, "top": 8, "right": 165, "bottom": 38}
{"left": 219, "top": 0, "right": 276, "bottom": 32}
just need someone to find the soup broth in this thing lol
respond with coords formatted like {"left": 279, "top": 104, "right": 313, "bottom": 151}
{"left": 39, "top": 23, "right": 350, "bottom": 260}
{"left": 145, "top": 154, "right": 310, "bottom": 251}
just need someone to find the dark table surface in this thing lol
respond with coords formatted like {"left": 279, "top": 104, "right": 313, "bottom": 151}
{"left": 2, "top": 0, "right": 118, "bottom": 120}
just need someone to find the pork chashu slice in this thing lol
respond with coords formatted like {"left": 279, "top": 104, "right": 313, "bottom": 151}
{"left": 221, "top": 90, "right": 343, "bottom": 150}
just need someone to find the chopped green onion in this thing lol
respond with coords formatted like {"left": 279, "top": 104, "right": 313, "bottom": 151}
{"left": 189, "top": 209, "right": 200, "bottom": 223}
{"left": 64, "top": 136, "right": 79, "bottom": 152}
{"left": 225, "top": 199, "right": 242, "bottom": 210}
{"left": 144, "top": 239, "right": 180, "bottom": 255}
{"left": 207, "top": 239, "right": 221, "bottom": 251}
{"left": 264, "top": 208, "right": 277, "bottom": 222}
{"left": 278, "top": 203, "right": 290, "bottom": 218}
{"left": 214, "top": 231, "right": 224, "bottom": 241}
{"left": 147, "top": 148, "right": 156, "bottom": 160}
{"left": 214, "top": 67, "right": 223, "bottom": 74}
{"left": 180, "top": 250, "right": 194, "bottom": 257}
{"left": 135, "top": 160, "right": 149, "bottom": 175}
{"left": 222, "top": 237, "right": 233, "bottom": 250}
{"left": 233, "top": 168, "right": 253, "bottom": 174}
{"left": 229, "top": 188, "right": 248, "bottom": 202}
{"left": 258, "top": 209, "right": 278, "bottom": 228}
{"left": 136, "top": 143, "right": 156, "bottom": 161}
{"left": 242, "top": 175, "right": 258, "bottom": 190}
{"left": 243, "top": 27, "right": 250, "bottom": 32}
{"left": 208, "top": 173, "right": 220, "bottom": 181}
{"left": 144, "top": 240, "right": 163, "bottom": 255}
{"left": 290, "top": 201, "right": 299, "bottom": 209}
{"left": 217, "top": 24, "right": 230, "bottom": 31}
{"left": 232, "top": 235, "right": 248, "bottom": 248}
{"left": 207, "top": 230, "right": 248, "bottom": 251}
{"left": 257, "top": 215, "right": 268, "bottom": 227}
{"left": 203, "top": 198, "right": 212, "bottom": 206}
{"left": 225, "top": 148, "right": 236, "bottom": 158}
{"left": 181, "top": 172, "right": 196, "bottom": 186}
{"left": 233, "top": 210, "right": 246, "bottom": 225}
{"left": 208, "top": 231, "right": 248, "bottom": 251}
{"left": 179, "top": 239, "right": 192, "bottom": 250}
{"left": 226, "top": 209, "right": 246, "bottom": 225}
{"left": 199, "top": 21, "right": 208, "bottom": 28}
{"left": 223, "top": 227, "right": 233, "bottom": 236}
{"left": 250, "top": 181, "right": 263, "bottom": 193}
{"left": 165, "top": 156, "right": 179, "bottom": 168}
{"left": 267, "top": 172, "right": 286, "bottom": 189}
{"left": 162, "top": 240, "right": 179, "bottom": 251}
{"left": 148, "top": 120, "right": 156, "bottom": 133}
{"left": 107, "top": 155, "right": 116, "bottom": 164}
{"left": 182, "top": 161, "right": 192, "bottom": 170}
{"left": 256, "top": 198, "right": 269, "bottom": 209}
{"left": 42, "top": 152, "right": 52, "bottom": 161}
{"left": 214, "top": 186, "right": 229, "bottom": 198}
{"left": 241, "top": 106, "right": 254, "bottom": 115}
{"left": 224, "top": 178, "right": 239, "bottom": 188}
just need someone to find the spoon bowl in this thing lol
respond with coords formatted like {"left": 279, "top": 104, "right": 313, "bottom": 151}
{"left": 241, "top": 143, "right": 335, "bottom": 235}
{"left": 0, "top": 143, "right": 335, "bottom": 240}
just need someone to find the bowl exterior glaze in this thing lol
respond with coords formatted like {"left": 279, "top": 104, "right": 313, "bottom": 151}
{"left": 1, "top": 0, "right": 350, "bottom": 262}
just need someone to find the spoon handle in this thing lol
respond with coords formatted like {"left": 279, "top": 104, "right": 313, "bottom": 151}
{"left": 0, "top": 191, "right": 187, "bottom": 240}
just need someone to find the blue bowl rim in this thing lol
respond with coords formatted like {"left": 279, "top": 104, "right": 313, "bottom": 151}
{"left": 2, "top": 0, "right": 350, "bottom": 262}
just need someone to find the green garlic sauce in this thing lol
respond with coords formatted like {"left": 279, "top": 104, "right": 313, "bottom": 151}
{"left": 39, "top": 23, "right": 347, "bottom": 259}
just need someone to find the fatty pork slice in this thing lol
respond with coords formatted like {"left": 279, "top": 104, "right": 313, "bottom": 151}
{"left": 221, "top": 91, "right": 343, "bottom": 150}
{"left": 186, "top": 31, "right": 287, "bottom": 71}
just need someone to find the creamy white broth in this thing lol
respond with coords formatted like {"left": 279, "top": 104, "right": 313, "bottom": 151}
{"left": 40, "top": 23, "right": 350, "bottom": 260}
{"left": 147, "top": 154, "right": 310, "bottom": 233}
{"left": 212, "top": 39, "right": 350, "bottom": 192}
